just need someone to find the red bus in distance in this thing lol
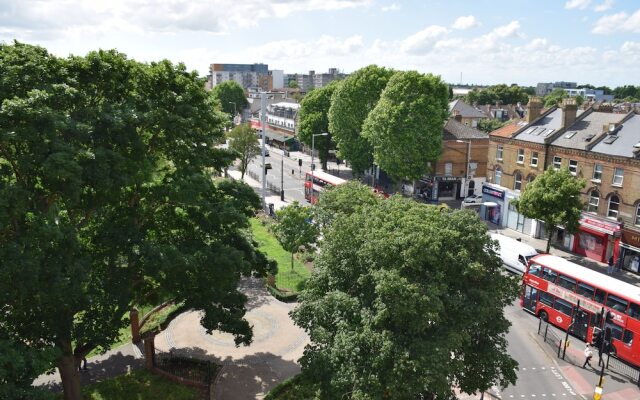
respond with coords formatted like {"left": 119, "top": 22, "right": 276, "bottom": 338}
{"left": 304, "top": 170, "right": 347, "bottom": 204}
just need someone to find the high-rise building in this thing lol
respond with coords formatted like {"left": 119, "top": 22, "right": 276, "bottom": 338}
{"left": 209, "top": 63, "right": 270, "bottom": 90}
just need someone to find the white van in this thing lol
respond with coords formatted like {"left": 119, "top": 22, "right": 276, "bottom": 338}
{"left": 489, "top": 233, "right": 539, "bottom": 275}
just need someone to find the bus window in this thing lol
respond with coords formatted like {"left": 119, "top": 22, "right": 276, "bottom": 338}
{"left": 594, "top": 289, "right": 606, "bottom": 305}
{"left": 623, "top": 330, "right": 634, "bottom": 345}
{"left": 542, "top": 268, "right": 558, "bottom": 283}
{"left": 606, "top": 323, "right": 623, "bottom": 341}
{"left": 553, "top": 298, "right": 574, "bottom": 316}
{"left": 540, "top": 292, "right": 554, "bottom": 307}
{"left": 628, "top": 303, "right": 640, "bottom": 319}
{"left": 557, "top": 275, "right": 577, "bottom": 291}
{"left": 592, "top": 312, "right": 602, "bottom": 328}
{"left": 606, "top": 294, "right": 629, "bottom": 313}
{"left": 529, "top": 263, "right": 543, "bottom": 277}
{"left": 577, "top": 282, "right": 595, "bottom": 299}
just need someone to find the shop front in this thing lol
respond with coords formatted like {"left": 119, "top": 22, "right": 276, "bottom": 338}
{"left": 620, "top": 228, "right": 640, "bottom": 274}
{"left": 481, "top": 183, "right": 505, "bottom": 227}
{"left": 415, "top": 176, "right": 461, "bottom": 202}
{"left": 572, "top": 215, "right": 621, "bottom": 263}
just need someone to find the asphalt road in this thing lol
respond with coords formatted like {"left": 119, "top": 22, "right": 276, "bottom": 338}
{"left": 247, "top": 148, "right": 310, "bottom": 204}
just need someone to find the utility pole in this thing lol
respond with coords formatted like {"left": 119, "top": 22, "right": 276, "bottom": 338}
{"left": 260, "top": 93, "right": 267, "bottom": 213}
{"left": 280, "top": 149, "right": 285, "bottom": 201}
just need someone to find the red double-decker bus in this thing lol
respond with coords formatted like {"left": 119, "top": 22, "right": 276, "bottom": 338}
{"left": 522, "top": 254, "right": 640, "bottom": 367}
{"left": 304, "top": 170, "right": 346, "bottom": 204}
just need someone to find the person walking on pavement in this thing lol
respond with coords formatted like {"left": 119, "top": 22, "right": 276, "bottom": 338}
{"left": 583, "top": 343, "right": 593, "bottom": 368}
{"left": 593, "top": 329, "right": 604, "bottom": 366}
{"left": 607, "top": 255, "right": 614, "bottom": 275}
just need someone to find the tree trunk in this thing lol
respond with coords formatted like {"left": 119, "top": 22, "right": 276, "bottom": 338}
{"left": 58, "top": 353, "right": 82, "bottom": 400}
{"left": 546, "top": 225, "right": 554, "bottom": 254}
{"left": 291, "top": 252, "right": 294, "bottom": 271}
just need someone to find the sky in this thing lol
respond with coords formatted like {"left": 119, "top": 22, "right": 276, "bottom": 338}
{"left": 1, "top": 0, "right": 640, "bottom": 87}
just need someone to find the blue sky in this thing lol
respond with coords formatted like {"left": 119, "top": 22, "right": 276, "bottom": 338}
{"left": 1, "top": 0, "right": 639, "bottom": 86}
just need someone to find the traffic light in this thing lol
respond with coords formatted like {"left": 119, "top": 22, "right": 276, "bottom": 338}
{"left": 264, "top": 163, "right": 272, "bottom": 175}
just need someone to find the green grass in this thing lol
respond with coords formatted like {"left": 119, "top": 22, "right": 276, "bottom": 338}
{"left": 264, "top": 374, "right": 319, "bottom": 400}
{"left": 139, "top": 302, "right": 184, "bottom": 337}
{"left": 77, "top": 369, "right": 200, "bottom": 400}
{"left": 250, "top": 218, "right": 311, "bottom": 292}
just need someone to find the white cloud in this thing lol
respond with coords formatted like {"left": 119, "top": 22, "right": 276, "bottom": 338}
{"left": 381, "top": 3, "right": 400, "bottom": 12}
{"left": 400, "top": 25, "right": 449, "bottom": 54}
{"left": 594, "top": 0, "right": 614, "bottom": 12}
{"left": 452, "top": 15, "right": 479, "bottom": 30}
{"left": 565, "top": 0, "right": 591, "bottom": 9}
{"left": 592, "top": 10, "right": 640, "bottom": 34}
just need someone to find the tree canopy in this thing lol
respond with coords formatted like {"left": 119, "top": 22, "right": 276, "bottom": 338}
{"left": 210, "top": 80, "right": 248, "bottom": 118}
{"left": 362, "top": 71, "right": 449, "bottom": 181}
{"left": 227, "top": 122, "right": 260, "bottom": 179}
{"left": 314, "top": 181, "right": 377, "bottom": 228}
{"left": 511, "top": 167, "right": 585, "bottom": 253}
{"left": 0, "top": 42, "right": 272, "bottom": 400}
{"left": 466, "top": 84, "right": 529, "bottom": 106}
{"left": 328, "top": 65, "right": 396, "bottom": 175}
{"left": 543, "top": 88, "right": 569, "bottom": 107}
{"left": 273, "top": 202, "right": 318, "bottom": 271}
{"left": 477, "top": 118, "right": 508, "bottom": 133}
{"left": 298, "top": 81, "right": 341, "bottom": 170}
{"left": 292, "top": 192, "right": 519, "bottom": 399}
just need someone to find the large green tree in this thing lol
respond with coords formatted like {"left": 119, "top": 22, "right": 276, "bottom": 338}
{"left": 466, "top": 84, "right": 529, "bottom": 105}
{"left": 210, "top": 80, "right": 248, "bottom": 120}
{"left": 292, "top": 195, "right": 519, "bottom": 399}
{"left": 477, "top": 118, "right": 508, "bottom": 133}
{"left": 328, "top": 65, "right": 396, "bottom": 175}
{"left": 273, "top": 202, "right": 318, "bottom": 271}
{"left": 314, "top": 181, "right": 377, "bottom": 228}
{"left": 227, "top": 122, "right": 260, "bottom": 179}
{"left": 362, "top": 71, "right": 449, "bottom": 181}
{"left": 543, "top": 88, "right": 569, "bottom": 107}
{"left": 0, "top": 42, "right": 272, "bottom": 400}
{"left": 298, "top": 81, "right": 341, "bottom": 170}
{"left": 511, "top": 167, "right": 585, "bottom": 253}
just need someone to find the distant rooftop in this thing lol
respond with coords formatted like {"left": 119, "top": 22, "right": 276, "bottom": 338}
{"left": 590, "top": 114, "right": 640, "bottom": 158}
{"left": 514, "top": 107, "right": 585, "bottom": 144}
{"left": 489, "top": 121, "right": 526, "bottom": 138}
{"left": 550, "top": 110, "right": 625, "bottom": 150}
{"left": 449, "top": 99, "right": 486, "bottom": 119}
{"left": 443, "top": 119, "right": 488, "bottom": 140}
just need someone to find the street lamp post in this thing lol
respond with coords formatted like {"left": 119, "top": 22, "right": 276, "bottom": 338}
{"left": 260, "top": 93, "right": 267, "bottom": 212}
{"left": 311, "top": 132, "right": 329, "bottom": 203}
{"left": 456, "top": 139, "right": 471, "bottom": 197}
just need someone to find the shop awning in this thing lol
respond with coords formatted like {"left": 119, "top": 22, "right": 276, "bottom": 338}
{"left": 263, "top": 130, "right": 295, "bottom": 142}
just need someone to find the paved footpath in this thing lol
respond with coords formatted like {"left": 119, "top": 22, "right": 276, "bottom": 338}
{"left": 155, "top": 277, "right": 308, "bottom": 400}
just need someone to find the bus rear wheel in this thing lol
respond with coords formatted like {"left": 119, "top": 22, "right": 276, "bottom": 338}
{"left": 539, "top": 310, "right": 549, "bottom": 322}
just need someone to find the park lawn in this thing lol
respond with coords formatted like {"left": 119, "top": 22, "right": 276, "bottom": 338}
{"left": 77, "top": 369, "right": 200, "bottom": 400}
{"left": 250, "top": 218, "right": 310, "bottom": 292}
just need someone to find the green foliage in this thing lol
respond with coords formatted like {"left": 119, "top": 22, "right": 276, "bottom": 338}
{"left": 265, "top": 373, "right": 320, "bottom": 399}
{"left": 210, "top": 80, "right": 248, "bottom": 117}
{"left": 362, "top": 70, "right": 449, "bottom": 181}
{"left": 288, "top": 80, "right": 299, "bottom": 88}
{"left": 0, "top": 42, "right": 270, "bottom": 399}
{"left": 613, "top": 85, "right": 640, "bottom": 99}
{"left": 511, "top": 167, "right": 585, "bottom": 253}
{"left": 466, "top": 84, "right": 529, "bottom": 105}
{"left": 477, "top": 118, "right": 507, "bottom": 133}
{"left": 273, "top": 203, "right": 318, "bottom": 271}
{"left": 77, "top": 369, "right": 200, "bottom": 400}
{"left": 292, "top": 198, "right": 519, "bottom": 399}
{"left": 314, "top": 181, "right": 378, "bottom": 228}
{"left": 543, "top": 88, "right": 568, "bottom": 107}
{"left": 575, "top": 95, "right": 585, "bottom": 106}
{"left": 298, "top": 81, "right": 341, "bottom": 170}
{"left": 227, "top": 123, "right": 260, "bottom": 179}
{"left": 0, "top": 334, "right": 57, "bottom": 400}
{"left": 328, "top": 65, "right": 396, "bottom": 175}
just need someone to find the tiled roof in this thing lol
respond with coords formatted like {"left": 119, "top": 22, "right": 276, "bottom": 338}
{"left": 443, "top": 118, "right": 488, "bottom": 140}
{"left": 489, "top": 122, "right": 524, "bottom": 138}
{"left": 590, "top": 113, "right": 640, "bottom": 158}
{"left": 513, "top": 107, "right": 584, "bottom": 144}
{"left": 449, "top": 99, "right": 487, "bottom": 119}
{"left": 550, "top": 110, "right": 625, "bottom": 150}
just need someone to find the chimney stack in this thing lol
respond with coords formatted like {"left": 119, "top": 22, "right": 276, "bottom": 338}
{"left": 561, "top": 98, "right": 578, "bottom": 129}
{"left": 526, "top": 96, "right": 543, "bottom": 123}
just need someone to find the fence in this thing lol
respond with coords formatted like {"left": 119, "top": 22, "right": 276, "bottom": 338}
{"left": 152, "top": 349, "right": 220, "bottom": 399}
{"left": 537, "top": 319, "right": 563, "bottom": 358}
{"left": 246, "top": 169, "right": 282, "bottom": 195}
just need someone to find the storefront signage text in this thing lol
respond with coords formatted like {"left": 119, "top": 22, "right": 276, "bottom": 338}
{"left": 482, "top": 185, "right": 505, "bottom": 200}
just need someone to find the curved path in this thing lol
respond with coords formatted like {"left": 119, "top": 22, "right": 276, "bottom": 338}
{"left": 155, "top": 278, "right": 308, "bottom": 399}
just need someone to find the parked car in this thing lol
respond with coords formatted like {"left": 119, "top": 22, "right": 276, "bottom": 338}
{"left": 463, "top": 194, "right": 483, "bottom": 204}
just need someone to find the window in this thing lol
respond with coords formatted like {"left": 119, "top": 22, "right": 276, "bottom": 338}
{"left": 529, "top": 263, "right": 543, "bottom": 277}
{"left": 496, "top": 145, "right": 503, "bottom": 161}
{"left": 444, "top": 162, "right": 452, "bottom": 176}
{"left": 636, "top": 204, "right": 640, "bottom": 226}
{"left": 542, "top": 267, "right": 558, "bottom": 283}
{"left": 606, "top": 294, "right": 629, "bottom": 313}
{"left": 554, "top": 299, "right": 574, "bottom": 316}
{"left": 557, "top": 275, "right": 577, "bottom": 291}
{"left": 592, "top": 164, "right": 603, "bottom": 181}
{"left": 606, "top": 323, "right": 623, "bottom": 341}
{"left": 628, "top": 303, "right": 640, "bottom": 319}
{"left": 608, "top": 195, "right": 620, "bottom": 219}
{"left": 569, "top": 160, "right": 578, "bottom": 175}
{"left": 514, "top": 173, "right": 522, "bottom": 191}
{"left": 613, "top": 168, "right": 624, "bottom": 186}
{"left": 494, "top": 167, "right": 502, "bottom": 186}
{"left": 594, "top": 289, "right": 606, "bottom": 304}
{"left": 539, "top": 292, "right": 554, "bottom": 306}
{"left": 587, "top": 191, "right": 599, "bottom": 213}
{"left": 577, "top": 282, "right": 595, "bottom": 299}
{"left": 531, "top": 152, "right": 539, "bottom": 167}
{"left": 553, "top": 156, "right": 562, "bottom": 169}
{"left": 517, "top": 149, "right": 525, "bottom": 164}
{"left": 623, "top": 330, "right": 634, "bottom": 345}
{"left": 527, "top": 175, "right": 536, "bottom": 183}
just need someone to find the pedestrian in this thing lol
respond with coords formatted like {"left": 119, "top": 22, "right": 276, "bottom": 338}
{"left": 593, "top": 329, "right": 604, "bottom": 366}
{"left": 607, "top": 255, "right": 614, "bottom": 275}
{"left": 583, "top": 343, "right": 593, "bottom": 368}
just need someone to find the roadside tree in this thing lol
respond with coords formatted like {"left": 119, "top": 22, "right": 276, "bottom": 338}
{"left": 314, "top": 181, "right": 377, "bottom": 228}
{"left": 227, "top": 123, "right": 260, "bottom": 179}
{"left": 511, "top": 167, "right": 585, "bottom": 253}
{"left": 0, "top": 43, "right": 272, "bottom": 400}
{"left": 298, "top": 81, "right": 341, "bottom": 170}
{"left": 328, "top": 65, "right": 396, "bottom": 175}
{"left": 273, "top": 202, "right": 318, "bottom": 270}
{"left": 292, "top": 198, "right": 519, "bottom": 399}
{"left": 362, "top": 71, "right": 449, "bottom": 181}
